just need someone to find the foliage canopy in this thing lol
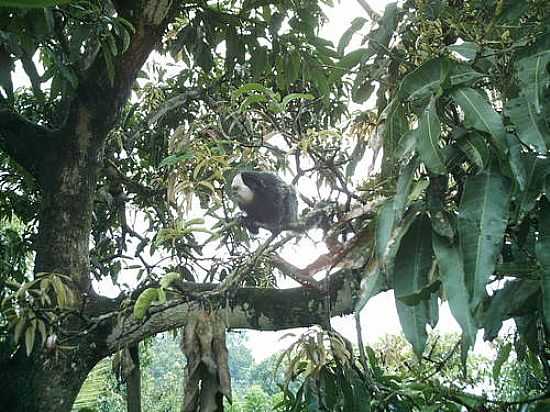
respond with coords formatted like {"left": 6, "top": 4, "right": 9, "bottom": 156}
{"left": 1, "top": 0, "right": 550, "bottom": 411}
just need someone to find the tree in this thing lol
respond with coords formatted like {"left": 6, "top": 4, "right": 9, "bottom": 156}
{"left": 1, "top": 0, "right": 550, "bottom": 411}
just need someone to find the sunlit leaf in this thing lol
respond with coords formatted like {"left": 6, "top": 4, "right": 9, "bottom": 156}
{"left": 133, "top": 288, "right": 160, "bottom": 320}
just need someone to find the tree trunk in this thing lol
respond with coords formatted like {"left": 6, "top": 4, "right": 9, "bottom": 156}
{"left": 1, "top": 118, "right": 106, "bottom": 411}
{"left": 1, "top": 335, "right": 101, "bottom": 412}
{"left": 127, "top": 344, "right": 142, "bottom": 412}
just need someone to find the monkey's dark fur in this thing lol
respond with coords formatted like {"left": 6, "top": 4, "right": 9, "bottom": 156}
{"left": 231, "top": 171, "right": 298, "bottom": 234}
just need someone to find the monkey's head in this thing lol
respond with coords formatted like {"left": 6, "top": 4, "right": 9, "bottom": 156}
{"left": 231, "top": 173, "right": 254, "bottom": 205}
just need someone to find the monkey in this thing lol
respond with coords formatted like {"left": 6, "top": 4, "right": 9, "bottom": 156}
{"left": 230, "top": 171, "right": 298, "bottom": 234}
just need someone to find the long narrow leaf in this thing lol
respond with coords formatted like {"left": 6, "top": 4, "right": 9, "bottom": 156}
{"left": 393, "top": 214, "right": 434, "bottom": 305}
{"left": 415, "top": 99, "right": 446, "bottom": 174}
{"left": 458, "top": 170, "right": 511, "bottom": 309}
{"left": 432, "top": 233, "right": 477, "bottom": 350}
{"left": 452, "top": 88, "right": 506, "bottom": 153}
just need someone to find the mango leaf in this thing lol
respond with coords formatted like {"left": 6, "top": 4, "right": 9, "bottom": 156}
{"left": 505, "top": 96, "right": 549, "bottom": 153}
{"left": 483, "top": 280, "right": 540, "bottom": 340}
{"left": 514, "top": 313, "right": 539, "bottom": 355}
{"left": 517, "top": 51, "right": 550, "bottom": 116}
{"left": 458, "top": 169, "right": 511, "bottom": 310}
{"left": 447, "top": 41, "right": 479, "bottom": 61}
{"left": 160, "top": 272, "right": 180, "bottom": 289}
{"left": 281, "top": 93, "right": 314, "bottom": 110}
{"left": 493, "top": 342, "right": 512, "bottom": 381}
{"left": 536, "top": 198, "right": 550, "bottom": 331}
{"left": 25, "top": 320, "right": 36, "bottom": 356}
{"left": 449, "top": 64, "right": 484, "bottom": 86}
{"left": 505, "top": 133, "right": 527, "bottom": 191}
{"left": 393, "top": 156, "right": 419, "bottom": 219}
{"left": 375, "top": 199, "right": 396, "bottom": 260}
{"left": 383, "top": 203, "right": 423, "bottom": 279}
{"left": 432, "top": 233, "right": 477, "bottom": 350}
{"left": 384, "top": 101, "right": 410, "bottom": 161}
{"left": 456, "top": 132, "right": 489, "bottom": 170}
{"left": 338, "top": 48, "right": 370, "bottom": 69}
{"left": 133, "top": 288, "right": 160, "bottom": 320}
{"left": 399, "top": 57, "right": 450, "bottom": 103}
{"left": 356, "top": 261, "right": 387, "bottom": 311}
{"left": 414, "top": 98, "right": 446, "bottom": 175}
{"left": 337, "top": 17, "right": 367, "bottom": 55}
{"left": 451, "top": 88, "right": 506, "bottom": 153}
{"left": 393, "top": 214, "right": 434, "bottom": 305}
{"left": 516, "top": 155, "right": 550, "bottom": 222}
{"left": 395, "top": 297, "right": 428, "bottom": 357}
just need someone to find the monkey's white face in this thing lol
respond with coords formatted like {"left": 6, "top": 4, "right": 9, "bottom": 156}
{"left": 231, "top": 173, "right": 254, "bottom": 204}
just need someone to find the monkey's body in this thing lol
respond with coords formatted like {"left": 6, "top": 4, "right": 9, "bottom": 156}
{"left": 231, "top": 171, "right": 298, "bottom": 234}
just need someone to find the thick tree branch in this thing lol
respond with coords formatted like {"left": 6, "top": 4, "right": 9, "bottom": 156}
{"left": 0, "top": 109, "right": 59, "bottom": 177}
{"left": 105, "top": 269, "right": 359, "bottom": 352}
{"left": 68, "top": 0, "right": 179, "bottom": 138}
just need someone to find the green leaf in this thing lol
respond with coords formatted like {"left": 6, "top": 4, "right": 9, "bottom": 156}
{"left": 133, "top": 288, "right": 160, "bottom": 320}
{"left": 383, "top": 204, "right": 423, "bottom": 279}
{"left": 493, "top": 342, "right": 512, "bottom": 381}
{"left": 414, "top": 98, "right": 446, "bottom": 175}
{"left": 102, "top": 48, "right": 115, "bottom": 86}
{"left": 281, "top": 93, "right": 314, "bottom": 110}
{"left": 159, "top": 151, "right": 194, "bottom": 168}
{"left": 375, "top": 199, "right": 396, "bottom": 260}
{"left": 395, "top": 297, "right": 428, "bottom": 357}
{"left": 447, "top": 41, "right": 479, "bottom": 61}
{"left": 250, "top": 46, "right": 268, "bottom": 79}
{"left": 393, "top": 157, "right": 419, "bottom": 219}
{"left": 483, "top": 280, "right": 540, "bottom": 340}
{"left": 505, "top": 96, "right": 549, "bottom": 153}
{"left": 240, "top": 94, "right": 268, "bottom": 111}
{"left": 160, "top": 272, "right": 180, "bottom": 289}
{"left": 384, "top": 101, "right": 410, "bottom": 160}
{"left": 517, "top": 51, "right": 550, "bottom": 116}
{"left": 338, "top": 48, "right": 370, "bottom": 69}
{"left": 393, "top": 214, "right": 434, "bottom": 305}
{"left": 337, "top": 17, "right": 367, "bottom": 55}
{"left": 516, "top": 155, "right": 550, "bottom": 221}
{"left": 14, "top": 316, "right": 26, "bottom": 344}
{"left": 356, "top": 261, "right": 387, "bottom": 311}
{"left": 456, "top": 132, "right": 489, "bottom": 170}
{"left": 25, "top": 320, "right": 36, "bottom": 356}
{"left": 536, "top": 198, "right": 550, "bottom": 332}
{"left": 432, "top": 233, "right": 477, "bottom": 350}
{"left": 504, "top": 133, "right": 527, "bottom": 191}
{"left": 451, "top": 88, "right": 506, "bottom": 153}
{"left": 399, "top": 57, "right": 450, "bottom": 103}
{"left": 458, "top": 169, "right": 511, "bottom": 309}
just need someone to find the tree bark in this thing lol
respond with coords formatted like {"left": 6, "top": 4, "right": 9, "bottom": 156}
{"left": 127, "top": 344, "right": 142, "bottom": 412}
{"left": 0, "top": 334, "right": 102, "bottom": 412}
